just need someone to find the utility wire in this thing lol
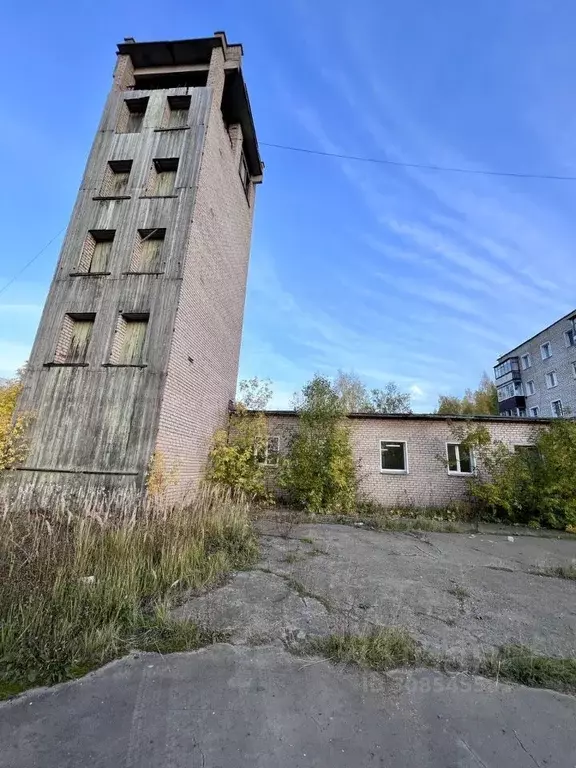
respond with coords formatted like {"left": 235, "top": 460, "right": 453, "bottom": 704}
{"left": 0, "top": 228, "right": 66, "bottom": 300}
{"left": 260, "top": 141, "right": 576, "bottom": 181}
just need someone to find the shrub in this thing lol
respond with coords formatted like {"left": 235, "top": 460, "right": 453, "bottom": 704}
{"left": 280, "top": 375, "right": 357, "bottom": 513}
{"left": 457, "top": 419, "right": 576, "bottom": 530}
{"left": 0, "top": 372, "right": 31, "bottom": 470}
{"left": 0, "top": 484, "right": 257, "bottom": 694}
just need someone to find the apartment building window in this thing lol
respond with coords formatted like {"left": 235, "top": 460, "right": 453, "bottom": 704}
{"left": 256, "top": 436, "right": 280, "bottom": 466}
{"left": 526, "top": 380, "right": 535, "bottom": 396}
{"left": 117, "top": 97, "right": 148, "bottom": 133}
{"left": 380, "top": 441, "right": 407, "bottom": 473}
{"left": 130, "top": 229, "right": 166, "bottom": 273}
{"left": 540, "top": 342, "right": 552, "bottom": 360}
{"left": 77, "top": 230, "right": 114, "bottom": 274}
{"left": 530, "top": 406, "right": 540, "bottom": 417}
{"left": 54, "top": 313, "right": 95, "bottom": 364}
{"left": 572, "top": 361, "right": 576, "bottom": 379}
{"left": 545, "top": 371, "right": 558, "bottom": 389}
{"left": 165, "top": 95, "right": 191, "bottom": 128}
{"left": 446, "top": 443, "right": 474, "bottom": 474}
{"left": 101, "top": 160, "right": 133, "bottom": 197}
{"left": 239, "top": 151, "right": 250, "bottom": 197}
{"left": 564, "top": 328, "right": 575, "bottom": 347}
{"left": 109, "top": 314, "right": 149, "bottom": 366}
{"left": 146, "top": 159, "right": 178, "bottom": 196}
{"left": 497, "top": 381, "right": 523, "bottom": 401}
{"left": 521, "top": 353, "right": 531, "bottom": 370}
{"left": 551, "top": 400, "right": 563, "bottom": 417}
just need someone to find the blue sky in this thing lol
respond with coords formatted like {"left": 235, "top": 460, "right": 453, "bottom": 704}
{"left": 2, "top": 1, "right": 576, "bottom": 410}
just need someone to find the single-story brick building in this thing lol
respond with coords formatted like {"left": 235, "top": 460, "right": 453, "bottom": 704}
{"left": 258, "top": 412, "right": 549, "bottom": 508}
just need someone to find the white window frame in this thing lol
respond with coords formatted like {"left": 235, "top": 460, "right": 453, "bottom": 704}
{"left": 380, "top": 440, "right": 408, "bottom": 474}
{"left": 564, "top": 329, "right": 575, "bottom": 347}
{"left": 526, "top": 380, "right": 535, "bottom": 396}
{"left": 572, "top": 361, "right": 576, "bottom": 379}
{"left": 551, "top": 400, "right": 563, "bottom": 418}
{"left": 529, "top": 406, "right": 539, "bottom": 417}
{"left": 545, "top": 371, "right": 558, "bottom": 389}
{"left": 446, "top": 443, "right": 475, "bottom": 476}
{"left": 521, "top": 353, "right": 531, "bottom": 370}
{"left": 540, "top": 342, "right": 552, "bottom": 360}
{"left": 256, "top": 436, "right": 280, "bottom": 466}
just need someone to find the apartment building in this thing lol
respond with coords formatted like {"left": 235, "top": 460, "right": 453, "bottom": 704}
{"left": 14, "top": 33, "right": 263, "bottom": 496}
{"left": 494, "top": 310, "right": 576, "bottom": 418}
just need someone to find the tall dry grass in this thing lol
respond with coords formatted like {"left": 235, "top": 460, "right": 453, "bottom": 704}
{"left": 0, "top": 483, "right": 257, "bottom": 696}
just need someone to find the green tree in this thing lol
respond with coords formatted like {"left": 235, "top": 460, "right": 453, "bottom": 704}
{"left": 437, "top": 373, "right": 498, "bottom": 416}
{"left": 281, "top": 375, "right": 357, "bottom": 513}
{"left": 333, "top": 370, "right": 412, "bottom": 414}
{"left": 205, "top": 378, "right": 273, "bottom": 500}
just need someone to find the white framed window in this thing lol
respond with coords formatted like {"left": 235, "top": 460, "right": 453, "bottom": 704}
{"left": 529, "top": 406, "right": 539, "bottom": 417}
{"left": 540, "top": 342, "right": 552, "bottom": 360}
{"left": 526, "top": 380, "right": 535, "bottom": 396}
{"left": 551, "top": 400, "right": 563, "bottom": 417}
{"left": 256, "top": 436, "right": 280, "bottom": 466}
{"left": 380, "top": 440, "right": 408, "bottom": 473}
{"left": 545, "top": 371, "right": 558, "bottom": 389}
{"left": 521, "top": 353, "right": 531, "bottom": 370}
{"left": 572, "top": 361, "right": 576, "bottom": 379}
{"left": 564, "top": 328, "right": 575, "bottom": 347}
{"left": 446, "top": 443, "right": 474, "bottom": 475}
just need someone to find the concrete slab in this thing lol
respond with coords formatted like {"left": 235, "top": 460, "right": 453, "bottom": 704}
{"left": 1, "top": 644, "right": 575, "bottom": 768}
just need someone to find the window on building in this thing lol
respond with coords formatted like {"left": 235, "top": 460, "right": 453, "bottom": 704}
{"left": 256, "top": 436, "right": 280, "bottom": 466}
{"left": 117, "top": 97, "right": 148, "bottom": 133}
{"left": 521, "top": 353, "right": 532, "bottom": 370}
{"left": 130, "top": 228, "right": 166, "bottom": 273}
{"left": 239, "top": 151, "right": 250, "bottom": 197}
{"left": 77, "top": 230, "right": 114, "bottom": 274}
{"left": 545, "top": 371, "right": 558, "bottom": 389}
{"left": 514, "top": 444, "right": 539, "bottom": 459}
{"left": 109, "top": 314, "right": 149, "bottom": 365}
{"left": 446, "top": 443, "right": 474, "bottom": 474}
{"left": 572, "top": 361, "right": 576, "bottom": 379}
{"left": 55, "top": 313, "right": 95, "bottom": 364}
{"left": 518, "top": 408, "right": 527, "bottom": 417}
{"left": 102, "top": 160, "right": 133, "bottom": 197}
{"left": 540, "top": 342, "right": 552, "bottom": 360}
{"left": 134, "top": 70, "right": 208, "bottom": 90}
{"left": 165, "top": 95, "right": 191, "bottom": 128}
{"left": 147, "top": 159, "right": 178, "bottom": 196}
{"left": 526, "top": 380, "right": 535, "bottom": 396}
{"left": 497, "top": 381, "right": 523, "bottom": 401}
{"left": 380, "top": 441, "right": 407, "bottom": 473}
{"left": 530, "top": 406, "right": 540, "bottom": 417}
{"left": 564, "top": 328, "right": 575, "bottom": 347}
{"left": 551, "top": 400, "right": 564, "bottom": 418}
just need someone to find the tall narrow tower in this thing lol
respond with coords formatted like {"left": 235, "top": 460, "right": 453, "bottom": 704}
{"left": 16, "top": 33, "right": 263, "bottom": 496}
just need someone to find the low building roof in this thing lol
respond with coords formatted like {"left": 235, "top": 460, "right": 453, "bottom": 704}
{"left": 255, "top": 410, "right": 553, "bottom": 424}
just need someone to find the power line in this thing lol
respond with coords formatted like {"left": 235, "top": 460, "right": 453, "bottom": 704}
{"left": 0, "top": 228, "right": 66, "bottom": 299}
{"left": 260, "top": 141, "right": 576, "bottom": 181}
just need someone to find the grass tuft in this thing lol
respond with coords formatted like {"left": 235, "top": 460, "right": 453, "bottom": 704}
{"left": 0, "top": 484, "right": 257, "bottom": 696}
{"left": 535, "top": 564, "right": 576, "bottom": 581}
{"left": 305, "top": 628, "right": 425, "bottom": 671}
{"left": 480, "top": 645, "right": 576, "bottom": 694}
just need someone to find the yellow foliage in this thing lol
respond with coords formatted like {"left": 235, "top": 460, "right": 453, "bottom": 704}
{"left": 145, "top": 451, "right": 180, "bottom": 496}
{"left": 0, "top": 376, "right": 31, "bottom": 471}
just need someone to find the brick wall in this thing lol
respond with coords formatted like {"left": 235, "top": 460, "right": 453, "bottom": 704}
{"left": 154, "top": 46, "right": 258, "bottom": 495}
{"left": 263, "top": 414, "right": 546, "bottom": 508}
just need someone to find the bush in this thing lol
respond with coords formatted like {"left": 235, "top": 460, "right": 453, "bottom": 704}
{"left": 280, "top": 375, "right": 357, "bottom": 513}
{"left": 0, "top": 372, "right": 31, "bottom": 470}
{"left": 460, "top": 420, "right": 576, "bottom": 530}
{"left": 0, "top": 484, "right": 257, "bottom": 695}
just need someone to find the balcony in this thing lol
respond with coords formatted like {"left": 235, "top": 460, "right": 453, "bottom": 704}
{"left": 494, "top": 357, "right": 521, "bottom": 380}
{"left": 498, "top": 395, "right": 526, "bottom": 415}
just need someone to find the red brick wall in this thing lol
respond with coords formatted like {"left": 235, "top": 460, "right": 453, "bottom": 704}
{"left": 154, "top": 47, "right": 258, "bottom": 495}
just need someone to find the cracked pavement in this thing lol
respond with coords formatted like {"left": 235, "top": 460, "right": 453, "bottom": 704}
{"left": 2, "top": 523, "right": 575, "bottom": 767}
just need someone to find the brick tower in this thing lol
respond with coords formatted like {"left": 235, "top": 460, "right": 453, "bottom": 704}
{"left": 16, "top": 33, "right": 263, "bottom": 496}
